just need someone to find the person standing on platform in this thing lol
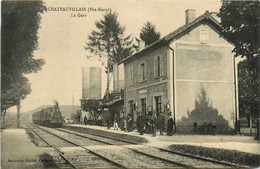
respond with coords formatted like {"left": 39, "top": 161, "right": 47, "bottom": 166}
{"left": 167, "top": 113, "right": 174, "bottom": 136}
{"left": 137, "top": 112, "right": 145, "bottom": 135}
{"left": 113, "top": 114, "right": 119, "bottom": 130}
{"left": 158, "top": 112, "right": 165, "bottom": 136}
{"left": 127, "top": 113, "right": 133, "bottom": 132}
{"left": 151, "top": 113, "right": 157, "bottom": 137}
{"left": 145, "top": 114, "right": 150, "bottom": 134}
{"left": 97, "top": 115, "right": 103, "bottom": 126}
{"left": 84, "top": 115, "right": 87, "bottom": 125}
{"left": 136, "top": 112, "right": 141, "bottom": 133}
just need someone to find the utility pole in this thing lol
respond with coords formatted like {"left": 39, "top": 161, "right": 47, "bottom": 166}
{"left": 17, "top": 102, "right": 21, "bottom": 128}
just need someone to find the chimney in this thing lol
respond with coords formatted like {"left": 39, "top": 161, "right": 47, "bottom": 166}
{"left": 210, "top": 12, "right": 221, "bottom": 22}
{"left": 185, "top": 9, "right": 196, "bottom": 24}
{"left": 136, "top": 38, "right": 145, "bottom": 51}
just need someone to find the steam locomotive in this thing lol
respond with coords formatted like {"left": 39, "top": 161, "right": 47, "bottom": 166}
{"left": 32, "top": 102, "right": 63, "bottom": 127}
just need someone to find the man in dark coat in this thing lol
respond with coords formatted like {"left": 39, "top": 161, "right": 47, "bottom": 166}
{"left": 137, "top": 112, "right": 145, "bottom": 135}
{"left": 151, "top": 113, "right": 157, "bottom": 137}
{"left": 158, "top": 112, "right": 165, "bottom": 135}
{"left": 127, "top": 113, "right": 133, "bottom": 132}
{"left": 145, "top": 114, "right": 151, "bottom": 134}
{"left": 136, "top": 112, "right": 140, "bottom": 132}
{"left": 84, "top": 115, "right": 87, "bottom": 125}
{"left": 167, "top": 113, "right": 174, "bottom": 136}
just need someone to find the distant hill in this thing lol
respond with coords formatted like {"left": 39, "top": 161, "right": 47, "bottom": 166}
{"left": 59, "top": 105, "right": 81, "bottom": 119}
{"left": 24, "top": 105, "right": 81, "bottom": 119}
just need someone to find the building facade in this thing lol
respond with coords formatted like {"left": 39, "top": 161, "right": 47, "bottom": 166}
{"left": 121, "top": 10, "right": 238, "bottom": 133}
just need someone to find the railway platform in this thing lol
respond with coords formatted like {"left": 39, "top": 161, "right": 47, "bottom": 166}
{"left": 65, "top": 124, "right": 260, "bottom": 155}
{"left": 1, "top": 124, "right": 259, "bottom": 169}
{"left": 1, "top": 128, "right": 57, "bottom": 169}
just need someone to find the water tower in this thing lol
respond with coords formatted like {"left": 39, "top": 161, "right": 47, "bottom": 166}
{"left": 82, "top": 67, "right": 102, "bottom": 99}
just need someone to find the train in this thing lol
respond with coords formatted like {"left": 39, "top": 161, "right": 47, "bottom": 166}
{"left": 32, "top": 102, "right": 63, "bottom": 127}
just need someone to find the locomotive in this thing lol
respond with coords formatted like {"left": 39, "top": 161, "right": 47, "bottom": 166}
{"left": 32, "top": 102, "right": 63, "bottom": 127}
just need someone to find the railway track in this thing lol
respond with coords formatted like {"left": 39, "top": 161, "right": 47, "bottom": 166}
{"left": 61, "top": 126, "right": 244, "bottom": 168}
{"left": 25, "top": 124, "right": 123, "bottom": 168}
{"left": 26, "top": 124, "right": 243, "bottom": 168}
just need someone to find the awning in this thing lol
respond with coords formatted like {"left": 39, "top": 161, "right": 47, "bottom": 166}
{"left": 101, "top": 98, "right": 124, "bottom": 107}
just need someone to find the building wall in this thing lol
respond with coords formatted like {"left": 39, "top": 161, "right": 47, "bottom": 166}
{"left": 82, "top": 67, "right": 102, "bottom": 99}
{"left": 124, "top": 46, "right": 168, "bottom": 90}
{"left": 124, "top": 46, "right": 170, "bottom": 121}
{"left": 123, "top": 22, "right": 236, "bottom": 133}
{"left": 170, "top": 23, "right": 236, "bottom": 132}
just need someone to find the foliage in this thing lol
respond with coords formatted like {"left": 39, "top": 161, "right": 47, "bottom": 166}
{"left": 218, "top": 1, "right": 259, "bottom": 119}
{"left": 218, "top": 0, "right": 259, "bottom": 61}
{"left": 170, "top": 144, "right": 260, "bottom": 167}
{"left": 81, "top": 99, "right": 101, "bottom": 112}
{"left": 1, "top": 1, "right": 46, "bottom": 111}
{"left": 140, "top": 22, "right": 161, "bottom": 46}
{"left": 85, "top": 11, "right": 134, "bottom": 100}
{"left": 238, "top": 58, "right": 259, "bottom": 118}
{"left": 85, "top": 11, "right": 134, "bottom": 72}
{"left": 1, "top": 76, "right": 31, "bottom": 111}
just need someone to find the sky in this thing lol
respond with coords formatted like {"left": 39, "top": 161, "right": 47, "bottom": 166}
{"left": 8, "top": 0, "right": 222, "bottom": 113}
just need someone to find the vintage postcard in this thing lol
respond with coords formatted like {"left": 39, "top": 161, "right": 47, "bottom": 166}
{"left": 1, "top": 0, "right": 259, "bottom": 168}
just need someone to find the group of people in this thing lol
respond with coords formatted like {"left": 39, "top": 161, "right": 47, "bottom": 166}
{"left": 83, "top": 111, "right": 175, "bottom": 137}
{"left": 131, "top": 111, "right": 176, "bottom": 136}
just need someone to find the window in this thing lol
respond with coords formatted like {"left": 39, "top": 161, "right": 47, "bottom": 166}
{"left": 138, "top": 62, "right": 147, "bottom": 82}
{"left": 141, "top": 63, "right": 145, "bottom": 81}
{"left": 129, "top": 100, "right": 135, "bottom": 119}
{"left": 141, "top": 98, "right": 146, "bottom": 114}
{"left": 155, "top": 96, "right": 162, "bottom": 118}
{"left": 157, "top": 57, "right": 160, "bottom": 76}
{"left": 154, "top": 56, "right": 163, "bottom": 78}
{"left": 200, "top": 29, "right": 208, "bottom": 43}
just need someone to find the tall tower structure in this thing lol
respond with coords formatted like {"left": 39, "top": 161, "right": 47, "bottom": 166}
{"left": 82, "top": 67, "right": 102, "bottom": 99}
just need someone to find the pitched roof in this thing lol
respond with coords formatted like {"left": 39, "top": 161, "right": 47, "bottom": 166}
{"left": 119, "top": 11, "right": 223, "bottom": 64}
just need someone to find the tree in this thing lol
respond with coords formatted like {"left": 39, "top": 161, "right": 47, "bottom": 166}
{"left": 218, "top": 1, "right": 259, "bottom": 61}
{"left": 85, "top": 11, "right": 134, "bottom": 100}
{"left": 1, "top": 2, "right": 46, "bottom": 113}
{"left": 81, "top": 99, "right": 101, "bottom": 112}
{"left": 238, "top": 58, "right": 259, "bottom": 118}
{"left": 218, "top": 1, "right": 259, "bottom": 138}
{"left": 140, "top": 22, "right": 161, "bottom": 46}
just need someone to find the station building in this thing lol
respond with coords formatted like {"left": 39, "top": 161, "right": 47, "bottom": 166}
{"left": 120, "top": 10, "right": 238, "bottom": 133}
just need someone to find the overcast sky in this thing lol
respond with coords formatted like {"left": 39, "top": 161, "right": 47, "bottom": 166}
{"left": 8, "top": 0, "right": 222, "bottom": 113}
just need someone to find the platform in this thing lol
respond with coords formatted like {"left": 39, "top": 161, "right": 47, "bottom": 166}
{"left": 1, "top": 128, "right": 56, "bottom": 169}
{"left": 65, "top": 124, "right": 260, "bottom": 155}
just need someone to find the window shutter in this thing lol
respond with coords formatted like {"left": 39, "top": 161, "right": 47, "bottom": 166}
{"left": 131, "top": 67, "right": 134, "bottom": 85}
{"left": 200, "top": 29, "right": 208, "bottom": 43}
{"left": 154, "top": 57, "right": 158, "bottom": 78}
{"left": 128, "top": 68, "right": 131, "bottom": 85}
{"left": 138, "top": 64, "right": 141, "bottom": 82}
{"left": 144, "top": 61, "right": 147, "bottom": 80}
{"left": 129, "top": 67, "right": 133, "bottom": 85}
{"left": 160, "top": 56, "right": 163, "bottom": 76}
